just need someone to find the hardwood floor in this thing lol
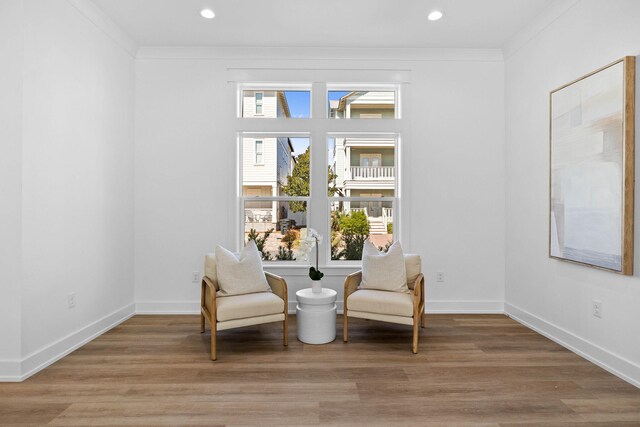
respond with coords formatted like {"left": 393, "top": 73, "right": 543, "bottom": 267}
{"left": 1, "top": 314, "right": 639, "bottom": 426}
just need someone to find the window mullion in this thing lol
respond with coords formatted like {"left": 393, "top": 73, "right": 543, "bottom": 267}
{"left": 310, "top": 82, "right": 328, "bottom": 266}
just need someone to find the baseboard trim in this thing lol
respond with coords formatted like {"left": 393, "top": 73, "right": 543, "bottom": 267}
{"left": 426, "top": 300, "right": 504, "bottom": 313}
{"left": 0, "top": 360, "right": 22, "bottom": 382}
{"left": 136, "top": 300, "right": 505, "bottom": 316}
{"left": 6, "top": 303, "right": 135, "bottom": 382}
{"left": 505, "top": 302, "right": 640, "bottom": 389}
{"left": 135, "top": 301, "right": 200, "bottom": 314}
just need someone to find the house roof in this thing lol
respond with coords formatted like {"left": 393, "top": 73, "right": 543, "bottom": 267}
{"left": 337, "top": 92, "right": 358, "bottom": 111}
{"left": 277, "top": 92, "right": 291, "bottom": 118}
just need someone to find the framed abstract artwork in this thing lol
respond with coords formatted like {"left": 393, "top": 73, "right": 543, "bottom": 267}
{"left": 549, "top": 57, "right": 635, "bottom": 275}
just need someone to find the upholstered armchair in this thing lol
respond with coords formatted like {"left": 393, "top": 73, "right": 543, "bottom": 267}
{"left": 343, "top": 254, "right": 425, "bottom": 353}
{"left": 200, "top": 254, "right": 288, "bottom": 360}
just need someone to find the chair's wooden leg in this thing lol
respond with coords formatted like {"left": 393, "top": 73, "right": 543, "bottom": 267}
{"left": 412, "top": 317, "right": 419, "bottom": 354}
{"left": 420, "top": 310, "right": 425, "bottom": 328}
{"left": 211, "top": 324, "right": 217, "bottom": 361}
{"left": 343, "top": 312, "right": 349, "bottom": 343}
{"left": 283, "top": 317, "right": 288, "bottom": 346}
{"left": 200, "top": 313, "right": 205, "bottom": 333}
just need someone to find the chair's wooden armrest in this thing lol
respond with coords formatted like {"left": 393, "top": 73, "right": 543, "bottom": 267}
{"left": 201, "top": 276, "right": 218, "bottom": 323}
{"left": 412, "top": 273, "right": 424, "bottom": 307}
{"left": 344, "top": 271, "right": 362, "bottom": 301}
{"left": 203, "top": 276, "right": 219, "bottom": 292}
{"left": 265, "top": 272, "right": 288, "bottom": 303}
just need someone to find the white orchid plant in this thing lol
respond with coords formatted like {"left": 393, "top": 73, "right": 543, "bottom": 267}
{"left": 296, "top": 228, "right": 324, "bottom": 281}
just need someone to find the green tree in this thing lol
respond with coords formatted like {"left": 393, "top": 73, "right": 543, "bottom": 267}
{"left": 246, "top": 228, "right": 273, "bottom": 261}
{"left": 281, "top": 147, "right": 343, "bottom": 213}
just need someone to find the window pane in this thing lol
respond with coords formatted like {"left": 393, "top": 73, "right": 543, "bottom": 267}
{"left": 330, "top": 201, "right": 394, "bottom": 261}
{"left": 242, "top": 90, "right": 310, "bottom": 118}
{"left": 255, "top": 140, "right": 263, "bottom": 164}
{"left": 328, "top": 91, "right": 396, "bottom": 119}
{"left": 328, "top": 137, "right": 396, "bottom": 197}
{"left": 242, "top": 137, "right": 310, "bottom": 197}
{"left": 244, "top": 200, "right": 308, "bottom": 261}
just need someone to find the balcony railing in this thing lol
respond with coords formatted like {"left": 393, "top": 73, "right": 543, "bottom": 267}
{"left": 349, "top": 166, "right": 394, "bottom": 180}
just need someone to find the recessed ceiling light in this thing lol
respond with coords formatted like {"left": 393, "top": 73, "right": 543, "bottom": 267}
{"left": 200, "top": 8, "right": 215, "bottom": 19}
{"left": 428, "top": 10, "right": 443, "bottom": 21}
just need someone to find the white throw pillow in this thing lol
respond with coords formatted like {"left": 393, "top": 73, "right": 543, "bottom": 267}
{"left": 215, "top": 241, "right": 271, "bottom": 296}
{"left": 361, "top": 240, "right": 409, "bottom": 293}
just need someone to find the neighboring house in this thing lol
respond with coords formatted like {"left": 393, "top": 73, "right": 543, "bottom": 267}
{"left": 330, "top": 92, "right": 395, "bottom": 234}
{"left": 329, "top": 91, "right": 395, "bottom": 119}
{"left": 242, "top": 91, "right": 302, "bottom": 231}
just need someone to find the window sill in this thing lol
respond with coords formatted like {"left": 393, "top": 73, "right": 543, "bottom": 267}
{"left": 263, "top": 264, "right": 361, "bottom": 276}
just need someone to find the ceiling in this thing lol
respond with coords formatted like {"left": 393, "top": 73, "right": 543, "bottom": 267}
{"left": 93, "top": 0, "right": 553, "bottom": 49}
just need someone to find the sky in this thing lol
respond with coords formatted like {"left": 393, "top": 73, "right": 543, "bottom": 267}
{"left": 284, "top": 91, "right": 310, "bottom": 118}
{"left": 289, "top": 137, "right": 309, "bottom": 155}
{"left": 283, "top": 90, "right": 350, "bottom": 119}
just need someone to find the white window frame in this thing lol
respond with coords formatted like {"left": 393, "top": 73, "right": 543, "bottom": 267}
{"left": 235, "top": 82, "right": 403, "bottom": 268}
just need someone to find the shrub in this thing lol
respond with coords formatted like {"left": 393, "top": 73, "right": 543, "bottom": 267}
{"left": 334, "top": 211, "right": 370, "bottom": 260}
{"left": 341, "top": 234, "right": 368, "bottom": 260}
{"left": 387, "top": 222, "right": 393, "bottom": 234}
{"left": 275, "top": 240, "right": 295, "bottom": 260}
{"left": 281, "top": 229, "right": 299, "bottom": 243}
{"left": 330, "top": 231, "right": 343, "bottom": 260}
{"left": 247, "top": 228, "right": 273, "bottom": 261}
{"left": 340, "top": 211, "right": 370, "bottom": 235}
{"left": 330, "top": 210, "right": 346, "bottom": 232}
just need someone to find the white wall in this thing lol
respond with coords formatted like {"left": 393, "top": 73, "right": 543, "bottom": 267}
{"left": 505, "top": 0, "right": 640, "bottom": 386}
{"left": 134, "top": 50, "right": 505, "bottom": 313}
{"left": 12, "top": 0, "right": 136, "bottom": 376}
{"left": 0, "top": 0, "right": 24, "bottom": 378}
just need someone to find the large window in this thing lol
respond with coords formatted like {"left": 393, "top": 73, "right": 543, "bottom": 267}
{"left": 328, "top": 136, "right": 397, "bottom": 261}
{"left": 237, "top": 84, "right": 401, "bottom": 264}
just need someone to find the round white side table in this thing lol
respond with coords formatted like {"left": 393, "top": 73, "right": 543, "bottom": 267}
{"left": 296, "top": 288, "right": 337, "bottom": 344}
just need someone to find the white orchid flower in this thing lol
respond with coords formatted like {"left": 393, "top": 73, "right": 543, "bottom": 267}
{"left": 295, "top": 228, "right": 323, "bottom": 265}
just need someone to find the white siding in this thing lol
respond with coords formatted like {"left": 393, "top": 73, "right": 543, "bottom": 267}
{"left": 242, "top": 137, "right": 277, "bottom": 186}
{"left": 343, "top": 91, "right": 395, "bottom": 118}
{"left": 242, "top": 90, "right": 279, "bottom": 118}
{"left": 276, "top": 137, "right": 292, "bottom": 189}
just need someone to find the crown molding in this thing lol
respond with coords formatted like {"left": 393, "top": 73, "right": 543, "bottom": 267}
{"left": 503, "top": 0, "right": 581, "bottom": 60}
{"left": 66, "top": 0, "right": 138, "bottom": 57}
{"left": 136, "top": 46, "right": 503, "bottom": 62}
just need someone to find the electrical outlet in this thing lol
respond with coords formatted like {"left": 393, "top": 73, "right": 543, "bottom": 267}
{"left": 192, "top": 271, "right": 200, "bottom": 283}
{"left": 67, "top": 292, "right": 76, "bottom": 309}
{"left": 592, "top": 300, "right": 602, "bottom": 318}
{"left": 436, "top": 271, "right": 445, "bottom": 283}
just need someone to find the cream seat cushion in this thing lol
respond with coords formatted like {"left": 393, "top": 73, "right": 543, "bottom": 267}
{"left": 361, "top": 240, "right": 408, "bottom": 293}
{"left": 216, "top": 292, "right": 284, "bottom": 322}
{"left": 347, "top": 289, "right": 413, "bottom": 317}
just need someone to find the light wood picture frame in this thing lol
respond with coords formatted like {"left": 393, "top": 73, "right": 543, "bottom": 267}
{"left": 549, "top": 56, "right": 635, "bottom": 275}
